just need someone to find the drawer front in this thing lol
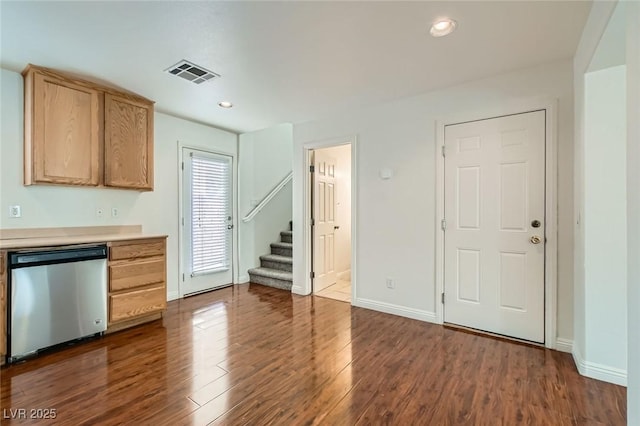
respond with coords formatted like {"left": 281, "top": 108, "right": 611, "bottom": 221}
{"left": 109, "top": 285, "right": 166, "bottom": 323}
{"left": 109, "top": 258, "right": 165, "bottom": 292}
{"left": 1, "top": 251, "right": 5, "bottom": 357}
{"left": 110, "top": 240, "right": 165, "bottom": 261}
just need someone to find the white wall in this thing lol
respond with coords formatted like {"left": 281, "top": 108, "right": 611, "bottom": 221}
{"left": 626, "top": 1, "right": 640, "bottom": 422}
{"left": 572, "top": 0, "right": 618, "bottom": 378}
{"left": 293, "top": 59, "right": 575, "bottom": 338}
{"left": 572, "top": 0, "right": 633, "bottom": 387}
{"left": 238, "top": 123, "right": 292, "bottom": 282}
{"left": 0, "top": 68, "right": 238, "bottom": 301}
{"left": 315, "top": 144, "right": 351, "bottom": 278}
{"left": 582, "top": 65, "right": 627, "bottom": 381}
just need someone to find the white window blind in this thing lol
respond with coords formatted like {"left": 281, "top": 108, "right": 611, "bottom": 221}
{"left": 190, "top": 153, "right": 231, "bottom": 276}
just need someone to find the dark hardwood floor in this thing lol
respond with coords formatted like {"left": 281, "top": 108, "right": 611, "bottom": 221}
{"left": 1, "top": 284, "right": 626, "bottom": 425}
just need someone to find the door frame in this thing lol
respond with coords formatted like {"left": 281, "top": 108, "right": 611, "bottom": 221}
{"left": 435, "top": 98, "right": 558, "bottom": 349}
{"left": 299, "top": 136, "right": 357, "bottom": 299}
{"left": 177, "top": 142, "right": 239, "bottom": 298}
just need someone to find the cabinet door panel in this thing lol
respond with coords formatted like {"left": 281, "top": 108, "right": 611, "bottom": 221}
{"left": 109, "top": 285, "right": 166, "bottom": 323}
{"left": 31, "top": 72, "right": 100, "bottom": 185}
{"left": 109, "top": 258, "right": 165, "bottom": 291}
{"left": 104, "top": 94, "right": 154, "bottom": 190}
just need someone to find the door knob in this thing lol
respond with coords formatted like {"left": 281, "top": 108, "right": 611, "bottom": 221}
{"left": 530, "top": 235, "right": 541, "bottom": 244}
{"left": 227, "top": 224, "right": 234, "bottom": 230}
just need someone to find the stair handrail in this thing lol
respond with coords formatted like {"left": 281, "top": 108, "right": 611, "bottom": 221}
{"left": 242, "top": 171, "right": 293, "bottom": 223}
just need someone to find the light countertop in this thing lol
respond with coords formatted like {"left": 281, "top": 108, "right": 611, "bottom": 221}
{"left": 0, "top": 231, "right": 167, "bottom": 250}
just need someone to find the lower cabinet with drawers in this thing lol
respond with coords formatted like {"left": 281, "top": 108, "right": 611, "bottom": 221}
{"left": 0, "top": 250, "right": 6, "bottom": 365}
{"left": 0, "top": 234, "right": 167, "bottom": 364}
{"left": 107, "top": 237, "right": 167, "bottom": 332}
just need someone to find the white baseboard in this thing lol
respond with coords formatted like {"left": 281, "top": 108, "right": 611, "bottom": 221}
{"left": 167, "top": 290, "right": 180, "bottom": 301}
{"left": 337, "top": 269, "right": 351, "bottom": 280}
{"left": 555, "top": 338, "right": 573, "bottom": 353}
{"left": 291, "top": 284, "right": 308, "bottom": 295}
{"left": 238, "top": 274, "right": 250, "bottom": 284}
{"left": 572, "top": 345, "right": 627, "bottom": 386}
{"left": 353, "top": 297, "right": 438, "bottom": 324}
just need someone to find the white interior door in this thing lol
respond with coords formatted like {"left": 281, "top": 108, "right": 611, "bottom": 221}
{"left": 444, "top": 110, "right": 545, "bottom": 343}
{"left": 182, "top": 148, "right": 233, "bottom": 296}
{"left": 313, "top": 150, "right": 338, "bottom": 292}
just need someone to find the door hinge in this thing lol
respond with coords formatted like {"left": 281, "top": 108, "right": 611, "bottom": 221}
{"left": 441, "top": 146, "right": 445, "bottom": 157}
{"left": 310, "top": 165, "right": 315, "bottom": 173}
{"left": 311, "top": 218, "right": 315, "bottom": 226}
{"left": 441, "top": 219, "right": 446, "bottom": 231}
{"left": 181, "top": 161, "right": 184, "bottom": 170}
{"left": 182, "top": 273, "right": 185, "bottom": 281}
{"left": 310, "top": 271, "right": 315, "bottom": 279}
{"left": 182, "top": 217, "right": 184, "bottom": 226}
{"left": 441, "top": 292, "right": 445, "bottom": 304}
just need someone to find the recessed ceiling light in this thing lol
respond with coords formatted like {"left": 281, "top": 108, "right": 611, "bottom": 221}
{"left": 430, "top": 18, "right": 457, "bottom": 37}
{"left": 218, "top": 101, "right": 233, "bottom": 108}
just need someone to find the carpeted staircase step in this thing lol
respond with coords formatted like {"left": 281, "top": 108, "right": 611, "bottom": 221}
{"left": 280, "top": 231, "right": 293, "bottom": 244}
{"left": 260, "top": 254, "right": 293, "bottom": 272}
{"left": 248, "top": 267, "right": 293, "bottom": 291}
{"left": 246, "top": 222, "right": 293, "bottom": 291}
{"left": 271, "top": 242, "right": 292, "bottom": 257}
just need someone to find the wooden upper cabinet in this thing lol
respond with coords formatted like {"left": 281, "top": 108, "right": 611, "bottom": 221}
{"left": 24, "top": 68, "right": 101, "bottom": 186}
{"left": 104, "top": 94, "right": 154, "bottom": 190}
{"left": 22, "top": 65, "right": 154, "bottom": 191}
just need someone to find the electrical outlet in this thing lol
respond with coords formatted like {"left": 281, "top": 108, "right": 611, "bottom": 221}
{"left": 96, "top": 207, "right": 104, "bottom": 218}
{"left": 111, "top": 208, "right": 119, "bottom": 218}
{"left": 9, "top": 205, "right": 21, "bottom": 218}
{"left": 386, "top": 278, "right": 395, "bottom": 289}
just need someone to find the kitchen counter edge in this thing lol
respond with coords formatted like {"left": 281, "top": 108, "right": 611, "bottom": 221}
{"left": 0, "top": 234, "right": 168, "bottom": 250}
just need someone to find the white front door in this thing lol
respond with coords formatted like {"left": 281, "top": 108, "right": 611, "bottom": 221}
{"left": 444, "top": 110, "right": 545, "bottom": 343}
{"left": 312, "top": 150, "right": 338, "bottom": 291}
{"left": 182, "top": 148, "right": 233, "bottom": 296}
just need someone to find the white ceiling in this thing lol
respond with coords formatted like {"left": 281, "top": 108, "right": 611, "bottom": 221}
{"left": 1, "top": 1, "right": 591, "bottom": 134}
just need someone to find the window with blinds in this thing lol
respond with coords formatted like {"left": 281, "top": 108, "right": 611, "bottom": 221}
{"left": 190, "top": 153, "right": 231, "bottom": 276}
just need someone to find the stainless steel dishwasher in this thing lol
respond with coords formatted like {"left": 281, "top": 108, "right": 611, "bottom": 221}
{"left": 8, "top": 244, "right": 108, "bottom": 362}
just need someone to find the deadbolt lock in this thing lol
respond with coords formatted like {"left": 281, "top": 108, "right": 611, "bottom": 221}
{"left": 531, "top": 220, "right": 541, "bottom": 228}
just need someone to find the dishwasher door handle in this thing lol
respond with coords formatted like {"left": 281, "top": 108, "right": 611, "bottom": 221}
{"left": 10, "top": 245, "right": 107, "bottom": 268}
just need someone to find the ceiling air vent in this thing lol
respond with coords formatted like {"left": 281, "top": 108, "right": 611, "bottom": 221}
{"left": 165, "top": 60, "right": 220, "bottom": 84}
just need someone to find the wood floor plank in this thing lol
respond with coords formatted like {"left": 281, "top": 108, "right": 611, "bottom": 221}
{"left": 0, "top": 284, "right": 627, "bottom": 425}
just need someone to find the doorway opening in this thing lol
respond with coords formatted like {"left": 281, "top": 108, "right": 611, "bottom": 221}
{"left": 310, "top": 143, "right": 352, "bottom": 303}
